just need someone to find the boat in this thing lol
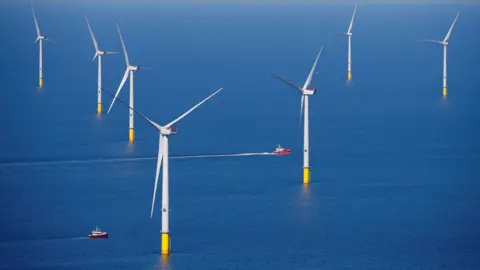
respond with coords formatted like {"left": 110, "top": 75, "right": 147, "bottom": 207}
{"left": 88, "top": 227, "right": 108, "bottom": 239}
{"left": 273, "top": 145, "right": 291, "bottom": 155}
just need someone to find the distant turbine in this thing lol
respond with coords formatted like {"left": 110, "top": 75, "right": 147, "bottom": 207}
{"left": 31, "top": 6, "right": 53, "bottom": 89}
{"left": 85, "top": 17, "right": 119, "bottom": 115}
{"left": 107, "top": 24, "right": 142, "bottom": 143}
{"left": 345, "top": 5, "right": 357, "bottom": 81}
{"left": 272, "top": 46, "right": 323, "bottom": 185}
{"left": 420, "top": 12, "right": 460, "bottom": 97}
{"left": 107, "top": 87, "right": 224, "bottom": 255}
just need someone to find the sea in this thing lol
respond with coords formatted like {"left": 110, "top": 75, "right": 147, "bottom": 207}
{"left": 0, "top": 2, "right": 479, "bottom": 269}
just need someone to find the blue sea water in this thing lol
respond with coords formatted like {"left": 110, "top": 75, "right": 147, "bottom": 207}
{"left": 1, "top": 2, "right": 480, "bottom": 269}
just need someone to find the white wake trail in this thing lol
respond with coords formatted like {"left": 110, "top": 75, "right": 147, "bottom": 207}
{"left": 171, "top": 152, "right": 273, "bottom": 159}
{"left": 0, "top": 152, "right": 274, "bottom": 168}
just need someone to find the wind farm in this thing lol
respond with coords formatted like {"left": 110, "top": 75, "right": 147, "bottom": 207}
{"left": 1, "top": 2, "right": 478, "bottom": 269}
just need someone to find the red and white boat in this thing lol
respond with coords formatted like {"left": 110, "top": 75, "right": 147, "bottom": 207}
{"left": 88, "top": 227, "right": 108, "bottom": 239}
{"left": 273, "top": 145, "right": 291, "bottom": 155}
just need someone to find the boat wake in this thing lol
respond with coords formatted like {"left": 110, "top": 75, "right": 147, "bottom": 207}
{"left": 0, "top": 152, "right": 274, "bottom": 168}
{"left": 0, "top": 236, "right": 89, "bottom": 245}
{"left": 172, "top": 152, "right": 273, "bottom": 159}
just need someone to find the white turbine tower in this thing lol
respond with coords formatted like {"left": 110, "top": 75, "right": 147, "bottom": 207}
{"left": 421, "top": 12, "right": 460, "bottom": 98}
{"left": 85, "top": 16, "right": 119, "bottom": 115}
{"left": 107, "top": 24, "right": 142, "bottom": 143}
{"left": 32, "top": 6, "right": 53, "bottom": 89}
{"left": 107, "top": 87, "right": 224, "bottom": 255}
{"left": 273, "top": 46, "right": 323, "bottom": 185}
{"left": 345, "top": 5, "right": 357, "bottom": 81}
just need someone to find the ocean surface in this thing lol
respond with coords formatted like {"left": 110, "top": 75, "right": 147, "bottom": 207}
{"left": 1, "top": 2, "right": 480, "bottom": 269}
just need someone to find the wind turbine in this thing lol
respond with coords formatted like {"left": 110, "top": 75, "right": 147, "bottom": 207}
{"left": 85, "top": 16, "right": 119, "bottom": 115}
{"left": 106, "top": 87, "right": 224, "bottom": 255}
{"left": 421, "top": 12, "right": 460, "bottom": 97}
{"left": 107, "top": 23, "right": 142, "bottom": 143}
{"left": 345, "top": 5, "right": 357, "bottom": 81}
{"left": 31, "top": 6, "right": 53, "bottom": 89}
{"left": 272, "top": 46, "right": 323, "bottom": 185}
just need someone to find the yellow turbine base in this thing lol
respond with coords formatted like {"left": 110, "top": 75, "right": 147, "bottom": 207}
{"left": 129, "top": 128, "right": 135, "bottom": 143}
{"left": 443, "top": 87, "right": 447, "bottom": 97}
{"left": 303, "top": 167, "right": 310, "bottom": 184}
{"left": 161, "top": 233, "right": 170, "bottom": 255}
{"left": 97, "top": 104, "right": 102, "bottom": 115}
{"left": 39, "top": 78, "right": 43, "bottom": 88}
{"left": 347, "top": 71, "right": 352, "bottom": 81}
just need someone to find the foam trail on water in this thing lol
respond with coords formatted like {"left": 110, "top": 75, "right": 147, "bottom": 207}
{"left": 0, "top": 152, "right": 274, "bottom": 168}
{"left": 0, "top": 157, "right": 156, "bottom": 167}
{"left": 172, "top": 152, "right": 272, "bottom": 159}
{"left": 0, "top": 236, "right": 90, "bottom": 245}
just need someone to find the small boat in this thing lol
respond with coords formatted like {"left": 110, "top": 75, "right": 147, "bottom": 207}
{"left": 88, "top": 227, "right": 108, "bottom": 239}
{"left": 273, "top": 145, "right": 291, "bottom": 155}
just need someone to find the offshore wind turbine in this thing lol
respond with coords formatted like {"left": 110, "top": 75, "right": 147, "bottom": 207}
{"left": 345, "top": 5, "right": 357, "bottom": 81}
{"left": 273, "top": 46, "right": 323, "bottom": 185}
{"left": 85, "top": 16, "right": 119, "bottom": 115}
{"left": 107, "top": 24, "right": 142, "bottom": 143}
{"left": 421, "top": 12, "right": 460, "bottom": 97}
{"left": 107, "top": 87, "right": 224, "bottom": 255}
{"left": 31, "top": 6, "right": 53, "bottom": 89}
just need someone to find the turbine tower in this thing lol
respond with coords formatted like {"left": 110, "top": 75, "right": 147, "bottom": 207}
{"left": 273, "top": 46, "right": 323, "bottom": 185}
{"left": 85, "top": 16, "right": 119, "bottom": 115}
{"left": 107, "top": 87, "right": 224, "bottom": 255}
{"left": 345, "top": 5, "right": 357, "bottom": 81}
{"left": 107, "top": 24, "right": 142, "bottom": 143}
{"left": 421, "top": 12, "right": 460, "bottom": 97}
{"left": 31, "top": 6, "right": 53, "bottom": 89}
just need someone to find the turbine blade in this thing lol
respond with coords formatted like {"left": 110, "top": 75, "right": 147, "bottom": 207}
{"left": 150, "top": 135, "right": 164, "bottom": 219}
{"left": 272, "top": 74, "right": 303, "bottom": 94}
{"left": 165, "top": 87, "right": 224, "bottom": 128}
{"left": 299, "top": 95, "right": 305, "bottom": 128}
{"left": 45, "top": 38, "right": 56, "bottom": 43}
{"left": 418, "top": 39, "right": 443, "bottom": 44}
{"left": 107, "top": 69, "right": 129, "bottom": 114}
{"left": 347, "top": 4, "right": 357, "bottom": 34}
{"left": 444, "top": 12, "right": 460, "bottom": 43}
{"left": 116, "top": 23, "right": 130, "bottom": 67}
{"left": 31, "top": 6, "right": 40, "bottom": 38}
{"left": 85, "top": 16, "right": 99, "bottom": 51}
{"left": 103, "top": 88, "right": 163, "bottom": 130}
{"left": 105, "top": 51, "right": 120, "bottom": 55}
{"left": 302, "top": 46, "right": 323, "bottom": 90}
{"left": 91, "top": 53, "right": 98, "bottom": 65}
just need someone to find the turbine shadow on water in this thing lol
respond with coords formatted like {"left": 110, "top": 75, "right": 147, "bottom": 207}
{"left": 300, "top": 183, "right": 311, "bottom": 202}
{"left": 157, "top": 255, "right": 172, "bottom": 270}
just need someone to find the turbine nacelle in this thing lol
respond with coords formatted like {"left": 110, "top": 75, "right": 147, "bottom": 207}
{"left": 35, "top": 35, "right": 46, "bottom": 43}
{"left": 345, "top": 32, "right": 353, "bottom": 36}
{"left": 303, "top": 88, "right": 316, "bottom": 95}
{"left": 128, "top": 65, "right": 139, "bottom": 71}
{"left": 160, "top": 127, "right": 178, "bottom": 136}
{"left": 96, "top": 50, "right": 106, "bottom": 56}
{"left": 272, "top": 46, "right": 322, "bottom": 99}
